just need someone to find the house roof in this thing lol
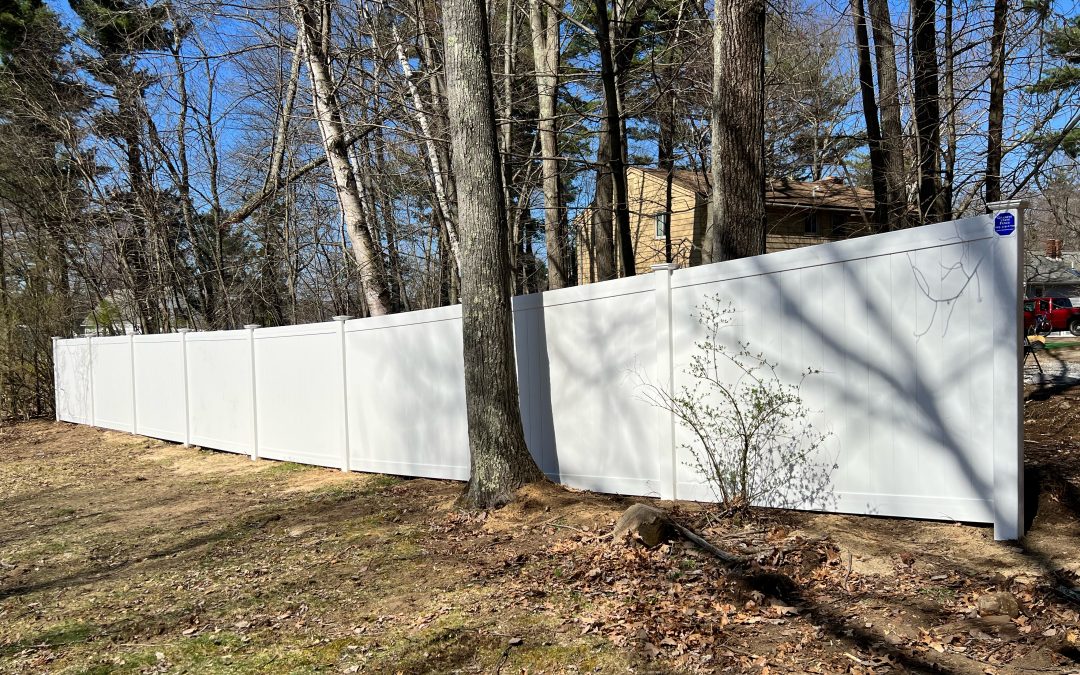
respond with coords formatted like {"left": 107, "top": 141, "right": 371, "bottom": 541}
{"left": 638, "top": 168, "right": 876, "bottom": 213}
{"left": 1025, "top": 251, "right": 1080, "bottom": 286}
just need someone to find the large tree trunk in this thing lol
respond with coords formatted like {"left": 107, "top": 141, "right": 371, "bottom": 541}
{"left": 595, "top": 0, "right": 635, "bottom": 277}
{"left": 655, "top": 1, "right": 682, "bottom": 264}
{"left": 942, "top": 0, "right": 956, "bottom": 219}
{"left": 911, "top": 0, "right": 942, "bottom": 223}
{"left": 441, "top": 0, "right": 544, "bottom": 508}
{"left": 985, "top": 0, "right": 1007, "bottom": 205}
{"left": 658, "top": 90, "right": 675, "bottom": 263}
{"left": 591, "top": 110, "right": 617, "bottom": 282}
{"left": 853, "top": 0, "right": 889, "bottom": 229}
{"left": 866, "top": 0, "right": 908, "bottom": 228}
{"left": 293, "top": 0, "right": 392, "bottom": 316}
{"left": 707, "top": 0, "right": 766, "bottom": 262}
{"left": 529, "top": 0, "right": 568, "bottom": 289}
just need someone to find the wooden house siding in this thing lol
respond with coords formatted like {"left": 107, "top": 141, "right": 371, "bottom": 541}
{"left": 575, "top": 168, "right": 874, "bottom": 284}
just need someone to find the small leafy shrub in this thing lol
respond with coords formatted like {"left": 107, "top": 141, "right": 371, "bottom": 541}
{"left": 643, "top": 296, "right": 836, "bottom": 511}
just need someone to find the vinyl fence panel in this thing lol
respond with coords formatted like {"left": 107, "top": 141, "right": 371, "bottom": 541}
{"left": 89, "top": 336, "right": 135, "bottom": 433}
{"left": 345, "top": 306, "right": 470, "bottom": 480}
{"left": 667, "top": 213, "right": 1018, "bottom": 534}
{"left": 253, "top": 323, "right": 345, "bottom": 469}
{"left": 132, "top": 334, "right": 187, "bottom": 443}
{"left": 520, "top": 275, "right": 663, "bottom": 497}
{"left": 52, "top": 203, "right": 1025, "bottom": 539}
{"left": 53, "top": 338, "right": 92, "bottom": 425}
{"left": 186, "top": 330, "right": 254, "bottom": 455}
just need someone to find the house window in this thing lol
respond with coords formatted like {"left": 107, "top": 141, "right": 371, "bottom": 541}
{"left": 833, "top": 217, "right": 849, "bottom": 238}
{"left": 655, "top": 213, "right": 669, "bottom": 239}
{"left": 804, "top": 212, "right": 819, "bottom": 235}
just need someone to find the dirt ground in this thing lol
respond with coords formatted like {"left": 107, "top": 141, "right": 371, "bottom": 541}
{"left": 2, "top": 370, "right": 1080, "bottom": 673}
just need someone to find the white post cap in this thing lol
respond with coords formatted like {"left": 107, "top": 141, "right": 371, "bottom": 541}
{"left": 986, "top": 199, "right": 1028, "bottom": 212}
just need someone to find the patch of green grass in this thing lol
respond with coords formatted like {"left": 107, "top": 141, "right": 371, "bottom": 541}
{"left": 360, "top": 474, "right": 403, "bottom": 494}
{"left": 261, "top": 461, "right": 315, "bottom": 476}
{"left": 29, "top": 538, "right": 69, "bottom": 555}
{"left": 310, "top": 475, "right": 402, "bottom": 503}
{"left": 917, "top": 586, "right": 956, "bottom": 602}
{"left": 0, "top": 620, "right": 99, "bottom": 658}
{"left": 90, "top": 633, "right": 341, "bottom": 674}
{"left": 309, "top": 483, "right": 361, "bottom": 503}
{"left": 359, "top": 609, "right": 497, "bottom": 673}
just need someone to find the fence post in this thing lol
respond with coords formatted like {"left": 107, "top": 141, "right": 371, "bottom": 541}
{"left": 128, "top": 331, "right": 138, "bottom": 435}
{"left": 178, "top": 329, "right": 192, "bottom": 447}
{"left": 244, "top": 324, "right": 261, "bottom": 461}
{"left": 333, "top": 316, "right": 353, "bottom": 473}
{"left": 653, "top": 263, "right": 679, "bottom": 501}
{"left": 987, "top": 199, "right": 1026, "bottom": 541}
{"left": 87, "top": 335, "right": 96, "bottom": 427}
{"left": 52, "top": 337, "right": 60, "bottom": 422}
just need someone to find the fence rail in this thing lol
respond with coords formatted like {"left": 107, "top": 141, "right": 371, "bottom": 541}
{"left": 54, "top": 201, "right": 1026, "bottom": 539}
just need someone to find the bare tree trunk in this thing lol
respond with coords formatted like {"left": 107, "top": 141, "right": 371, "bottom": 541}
{"left": 376, "top": 128, "right": 410, "bottom": 311}
{"left": 391, "top": 23, "right": 463, "bottom": 274}
{"left": 501, "top": 0, "right": 519, "bottom": 288}
{"left": 708, "top": 0, "right": 766, "bottom": 261}
{"left": 654, "top": 0, "right": 685, "bottom": 264}
{"left": 942, "top": 0, "right": 956, "bottom": 219}
{"left": 265, "top": 37, "right": 303, "bottom": 194}
{"left": 591, "top": 110, "right": 617, "bottom": 281}
{"left": 985, "top": 0, "right": 1007, "bottom": 205}
{"left": 257, "top": 36, "right": 303, "bottom": 325}
{"left": 659, "top": 97, "right": 675, "bottom": 263}
{"left": 595, "top": 0, "right": 634, "bottom": 277}
{"left": 293, "top": 0, "right": 392, "bottom": 316}
{"left": 866, "top": 0, "right": 908, "bottom": 228}
{"left": 853, "top": 0, "right": 889, "bottom": 229}
{"left": 442, "top": 0, "right": 544, "bottom": 508}
{"left": 529, "top": 0, "right": 568, "bottom": 289}
{"left": 911, "top": 0, "right": 942, "bottom": 223}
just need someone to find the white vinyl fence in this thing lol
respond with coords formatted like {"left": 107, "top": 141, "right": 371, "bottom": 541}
{"left": 53, "top": 201, "right": 1026, "bottom": 539}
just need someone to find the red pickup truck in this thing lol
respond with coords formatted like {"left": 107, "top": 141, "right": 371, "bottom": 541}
{"left": 1024, "top": 297, "right": 1080, "bottom": 335}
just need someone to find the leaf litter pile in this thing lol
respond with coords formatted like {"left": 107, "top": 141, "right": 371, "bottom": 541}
{"left": 438, "top": 499, "right": 1080, "bottom": 674}
{"left": 0, "top": 414, "right": 1079, "bottom": 674}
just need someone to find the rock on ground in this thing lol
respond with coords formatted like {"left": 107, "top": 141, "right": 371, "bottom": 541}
{"left": 612, "top": 503, "right": 672, "bottom": 547}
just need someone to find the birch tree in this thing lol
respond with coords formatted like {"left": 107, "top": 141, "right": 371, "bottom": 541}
{"left": 529, "top": 0, "right": 568, "bottom": 289}
{"left": 292, "top": 0, "right": 392, "bottom": 316}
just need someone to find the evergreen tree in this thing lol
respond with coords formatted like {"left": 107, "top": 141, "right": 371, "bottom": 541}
{"left": 1029, "top": 15, "right": 1080, "bottom": 157}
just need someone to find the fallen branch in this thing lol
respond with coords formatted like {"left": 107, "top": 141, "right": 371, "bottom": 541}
{"left": 1053, "top": 584, "right": 1080, "bottom": 606}
{"left": 669, "top": 520, "right": 745, "bottom": 566}
{"left": 612, "top": 503, "right": 745, "bottom": 566}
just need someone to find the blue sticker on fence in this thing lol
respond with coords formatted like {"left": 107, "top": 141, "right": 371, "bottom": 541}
{"left": 994, "top": 212, "right": 1016, "bottom": 236}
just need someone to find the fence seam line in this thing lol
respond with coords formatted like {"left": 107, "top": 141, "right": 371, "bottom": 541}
{"left": 334, "top": 315, "right": 352, "bottom": 473}
{"left": 245, "top": 324, "right": 260, "bottom": 461}
{"left": 129, "top": 333, "right": 138, "bottom": 435}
